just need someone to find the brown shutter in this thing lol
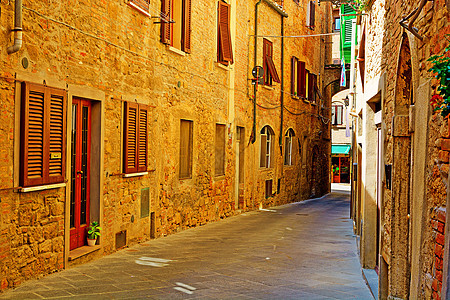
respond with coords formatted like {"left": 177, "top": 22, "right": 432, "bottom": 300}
{"left": 48, "top": 88, "right": 66, "bottom": 184}
{"left": 291, "top": 57, "right": 296, "bottom": 95}
{"left": 124, "top": 102, "right": 138, "bottom": 174}
{"left": 266, "top": 56, "right": 281, "bottom": 83}
{"left": 161, "top": 0, "right": 171, "bottom": 44}
{"left": 182, "top": 0, "right": 192, "bottom": 53}
{"left": 218, "top": 1, "right": 233, "bottom": 62}
{"left": 138, "top": 106, "right": 148, "bottom": 172}
{"left": 311, "top": 2, "right": 315, "bottom": 29}
{"left": 260, "top": 134, "right": 267, "bottom": 168}
{"left": 298, "top": 61, "right": 306, "bottom": 98}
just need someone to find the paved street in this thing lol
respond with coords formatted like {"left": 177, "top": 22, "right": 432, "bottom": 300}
{"left": 1, "top": 189, "right": 373, "bottom": 299}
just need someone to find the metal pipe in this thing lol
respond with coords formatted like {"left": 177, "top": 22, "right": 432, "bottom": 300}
{"left": 279, "top": 16, "right": 284, "bottom": 147}
{"left": 399, "top": 0, "right": 428, "bottom": 41}
{"left": 7, "top": 0, "right": 23, "bottom": 54}
{"left": 252, "top": 0, "right": 262, "bottom": 144}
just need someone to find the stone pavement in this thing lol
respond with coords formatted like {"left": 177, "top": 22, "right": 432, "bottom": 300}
{"left": 0, "top": 190, "right": 373, "bottom": 299}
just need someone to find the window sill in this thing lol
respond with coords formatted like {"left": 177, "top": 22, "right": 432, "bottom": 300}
{"left": 214, "top": 175, "right": 226, "bottom": 181}
{"left": 262, "top": 85, "right": 275, "bottom": 91}
{"left": 20, "top": 182, "right": 66, "bottom": 193}
{"left": 127, "top": 2, "right": 151, "bottom": 17}
{"left": 69, "top": 245, "right": 101, "bottom": 261}
{"left": 216, "top": 62, "right": 230, "bottom": 71}
{"left": 311, "top": 102, "right": 318, "bottom": 106}
{"left": 167, "top": 46, "right": 186, "bottom": 56}
{"left": 124, "top": 171, "right": 148, "bottom": 178}
{"left": 291, "top": 95, "right": 300, "bottom": 100}
{"left": 302, "top": 99, "right": 310, "bottom": 104}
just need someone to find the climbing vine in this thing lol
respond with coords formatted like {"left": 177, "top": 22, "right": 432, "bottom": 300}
{"left": 428, "top": 38, "right": 450, "bottom": 118}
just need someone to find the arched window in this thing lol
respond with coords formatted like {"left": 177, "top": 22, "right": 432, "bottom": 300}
{"left": 260, "top": 126, "right": 274, "bottom": 168}
{"left": 284, "top": 129, "right": 295, "bottom": 166}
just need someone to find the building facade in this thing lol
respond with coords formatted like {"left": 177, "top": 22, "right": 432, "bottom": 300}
{"left": 350, "top": 0, "right": 450, "bottom": 299}
{"left": 0, "top": 0, "right": 332, "bottom": 290}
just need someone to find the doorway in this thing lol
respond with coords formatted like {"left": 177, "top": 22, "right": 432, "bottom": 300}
{"left": 70, "top": 98, "right": 91, "bottom": 250}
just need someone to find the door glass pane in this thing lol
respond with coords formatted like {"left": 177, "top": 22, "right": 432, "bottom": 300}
{"left": 70, "top": 104, "right": 77, "bottom": 229}
{"left": 80, "top": 106, "right": 89, "bottom": 225}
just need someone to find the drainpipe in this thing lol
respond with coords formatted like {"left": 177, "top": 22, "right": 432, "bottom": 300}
{"left": 252, "top": 0, "right": 262, "bottom": 144}
{"left": 7, "top": 0, "right": 23, "bottom": 54}
{"left": 279, "top": 16, "right": 284, "bottom": 148}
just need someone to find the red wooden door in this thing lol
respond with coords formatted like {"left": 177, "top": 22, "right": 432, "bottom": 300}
{"left": 70, "top": 99, "right": 91, "bottom": 250}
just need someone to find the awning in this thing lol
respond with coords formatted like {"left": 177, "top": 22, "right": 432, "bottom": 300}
{"left": 332, "top": 144, "right": 351, "bottom": 155}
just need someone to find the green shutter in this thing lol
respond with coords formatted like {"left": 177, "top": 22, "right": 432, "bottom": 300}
{"left": 340, "top": 4, "right": 357, "bottom": 63}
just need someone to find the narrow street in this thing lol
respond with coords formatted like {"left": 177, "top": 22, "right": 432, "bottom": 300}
{"left": 1, "top": 188, "right": 372, "bottom": 300}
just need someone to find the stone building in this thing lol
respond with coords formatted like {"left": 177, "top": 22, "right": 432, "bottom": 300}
{"left": 350, "top": 0, "right": 450, "bottom": 299}
{"left": 0, "top": 0, "right": 332, "bottom": 290}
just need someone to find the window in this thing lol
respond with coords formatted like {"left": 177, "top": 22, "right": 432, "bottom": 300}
{"left": 306, "top": 1, "right": 316, "bottom": 29}
{"left": 331, "top": 105, "right": 343, "bottom": 125}
{"left": 180, "top": 119, "right": 193, "bottom": 178}
{"left": 260, "top": 126, "right": 274, "bottom": 168}
{"left": 215, "top": 124, "right": 226, "bottom": 176}
{"left": 265, "top": 180, "right": 273, "bottom": 198}
{"left": 124, "top": 102, "right": 148, "bottom": 174}
{"left": 161, "top": 0, "right": 192, "bottom": 53}
{"left": 291, "top": 57, "right": 306, "bottom": 98}
{"left": 128, "top": 0, "right": 150, "bottom": 15}
{"left": 334, "top": 17, "right": 341, "bottom": 31}
{"left": 217, "top": 1, "right": 233, "bottom": 65}
{"left": 263, "top": 39, "right": 281, "bottom": 86}
{"left": 284, "top": 129, "right": 295, "bottom": 166}
{"left": 20, "top": 82, "right": 66, "bottom": 187}
{"left": 308, "top": 72, "right": 317, "bottom": 103}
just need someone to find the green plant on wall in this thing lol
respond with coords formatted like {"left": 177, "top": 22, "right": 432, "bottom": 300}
{"left": 428, "top": 38, "right": 450, "bottom": 118}
{"left": 346, "top": 0, "right": 368, "bottom": 11}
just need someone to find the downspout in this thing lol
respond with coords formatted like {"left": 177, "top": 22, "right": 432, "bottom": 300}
{"left": 7, "top": 0, "right": 23, "bottom": 54}
{"left": 252, "top": 0, "right": 262, "bottom": 144}
{"left": 279, "top": 16, "right": 284, "bottom": 148}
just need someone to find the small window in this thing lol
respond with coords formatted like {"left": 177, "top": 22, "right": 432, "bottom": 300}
{"left": 331, "top": 105, "right": 343, "bottom": 125}
{"left": 215, "top": 124, "right": 226, "bottom": 176}
{"left": 161, "top": 0, "right": 192, "bottom": 53}
{"left": 128, "top": 0, "right": 150, "bottom": 15}
{"left": 263, "top": 39, "right": 281, "bottom": 86}
{"left": 260, "top": 126, "right": 274, "bottom": 168}
{"left": 334, "top": 17, "right": 341, "bottom": 31}
{"left": 308, "top": 73, "right": 317, "bottom": 103}
{"left": 284, "top": 129, "right": 295, "bottom": 166}
{"left": 124, "top": 102, "right": 148, "bottom": 174}
{"left": 306, "top": 1, "right": 316, "bottom": 30}
{"left": 20, "top": 82, "right": 67, "bottom": 187}
{"left": 291, "top": 57, "right": 306, "bottom": 98}
{"left": 180, "top": 119, "right": 193, "bottom": 178}
{"left": 217, "top": 1, "right": 233, "bottom": 65}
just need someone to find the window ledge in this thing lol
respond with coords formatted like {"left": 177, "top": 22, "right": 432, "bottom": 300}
{"left": 69, "top": 245, "right": 101, "bottom": 261}
{"left": 214, "top": 175, "right": 226, "bottom": 181}
{"left": 124, "top": 172, "right": 148, "bottom": 178}
{"left": 292, "top": 95, "right": 300, "bottom": 100}
{"left": 311, "top": 102, "right": 318, "bottom": 106}
{"left": 262, "top": 85, "right": 275, "bottom": 91}
{"left": 302, "top": 99, "right": 310, "bottom": 104}
{"left": 167, "top": 46, "right": 186, "bottom": 56}
{"left": 216, "top": 62, "right": 230, "bottom": 71}
{"left": 20, "top": 182, "right": 66, "bottom": 193}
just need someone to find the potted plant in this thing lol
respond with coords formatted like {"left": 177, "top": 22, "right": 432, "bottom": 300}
{"left": 87, "top": 221, "right": 101, "bottom": 246}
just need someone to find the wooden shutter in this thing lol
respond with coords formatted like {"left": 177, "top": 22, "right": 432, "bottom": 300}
{"left": 180, "top": 120, "right": 193, "bottom": 178}
{"left": 124, "top": 102, "right": 138, "bottom": 173}
{"left": 21, "top": 82, "right": 66, "bottom": 187}
{"left": 182, "top": 0, "right": 192, "bottom": 53}
{"left": 310, "top": 1, "right": 315, "bottom": 29}
{"left": 264, "top": 40, "right": 280, "bottom": 83}
{"left": 161, "top": 0, "right": 171, "bottom": 44}
{"left": 48, "top": 88, "right": 66, "bottom": 183}
{"left": 298, "top": 61, "right": 306, "bottom": 98}
{"left": 218, "top": 1, "right": 233, "bottom": 62}
{"left": 138, "top": 106, "right": 148, "bottom": 172}
{"left": 291, "top": 57, "right": 296, "bottom": 95}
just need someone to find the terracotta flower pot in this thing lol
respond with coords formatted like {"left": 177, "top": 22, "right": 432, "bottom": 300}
{"left": 87, "top": 238, "right": 97, "bottom": 246}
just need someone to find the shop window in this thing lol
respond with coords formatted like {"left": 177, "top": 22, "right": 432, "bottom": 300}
{"left": 263, "top": 39, "right": 281, "bottom": 86}
{"left": 260, "top": 126, "right": 274, "bottom": 168}
{"left": 217, "top": 1, "right": 233, "bottom": 65}
{"left": 161, "top": 0, "right": 192, "bottom": 53}
{"left": 180, "top": 119, "right": 193, "bottom": 178}
{"left": 20, "top": 82, "right": 66, "bottom": 187}
{"left": 215, "top": 124, "right": 226, "bottom": 176}
{"left": 124, "top": 102, "right": 148, "bottom": 174}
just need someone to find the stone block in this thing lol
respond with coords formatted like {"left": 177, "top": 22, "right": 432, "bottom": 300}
{"left": 441, "top": 139, "right": 450, "bottom": 151}
{"left": 438, "top": 151, "right": 449, "bottom": 163}
{"left": 436, "top": 233, "right": 445, "bottom": 246}
{"left": 392, "top": 115, "right": 410, "bottom": 137}
{"left": 38, "top": 240, "right": 52, "bottom": 254}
